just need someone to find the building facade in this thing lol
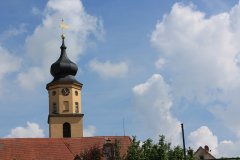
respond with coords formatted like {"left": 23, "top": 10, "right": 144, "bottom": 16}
{"left": 194, "top": 146, "right": 216, "bottom": 160}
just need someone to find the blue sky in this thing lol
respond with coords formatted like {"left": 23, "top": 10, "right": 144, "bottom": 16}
{"left": 1, "top": 0, "right": 240, "bottom": 157}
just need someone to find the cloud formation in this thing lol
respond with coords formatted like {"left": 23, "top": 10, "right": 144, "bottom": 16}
{"left": 0, "top": 24, "right": 27, "bottom": 42}
{"left": 18, "top": 0, "right": 103, "bottom": 89}
{"left": 0, "top": 46, "right": 21, "bottom": 79}
{"left": 132, "top": 74, "right": 181, "bottom": 145}
{"left": 188, "top": 126, "right": 218, "bottom": 155}
{"left": 150, "top": 2, "right": 240, "bottom": 152}
{"left": 0, "top": 46, "right": 21, "bottom": 94}
{"left": 83, "top": 125, "right": 97, "bottom": 137}
{"left": 217, "top": 140, "right": 240, "bottom": 157}
{"left": 189, "top": 126, "right": 240, "bottom": 157}
{"left": 89, "top": 59, "right": 128, "bottom": 79}
{"left": 5, "top": 122, "right": 44, "bottom": 138}
{"left": 151, "top": 3, "right": 240, "bottom": 103}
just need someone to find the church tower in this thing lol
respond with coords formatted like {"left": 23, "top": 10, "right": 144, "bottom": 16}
{"left": 46, "top": 35, "right": 84, "bottom": 138}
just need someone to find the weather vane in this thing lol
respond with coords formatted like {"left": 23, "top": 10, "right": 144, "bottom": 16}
{"left": 60, "top": 19, "right": 69, "bottom": 38}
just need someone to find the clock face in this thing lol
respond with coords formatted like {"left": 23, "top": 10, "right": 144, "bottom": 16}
{"left": 61, "top": 88, "right": 70, "bottom": 96}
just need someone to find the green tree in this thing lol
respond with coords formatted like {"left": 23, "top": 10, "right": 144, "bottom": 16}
{"left": 170, "top": 146, "right": 184, "bottom": 160}
{"left": 125, "top": 136, "right": 143, "bottom": 160}
{"left": 157, "top": 135, "right": 170, "bottom": 160}
{"left": 80, "top": 145, "right": 102, "bottom": 160}
{"left": 114, "top": 139, "right": 122, "bottom": 160}
{"left": 79, "top": 139, "right": 125, "bottom": 160}
{"left": 79, "top": 136, "right": 196, "bottom": 160}
{"left": 141, "top": 138, "right": 153, "bottom": 160}
{"left": 125, "top": 136, "right": 195, "bottom": 160}
{"left": 187, "top": 147, "right": 195, "bottom": 160}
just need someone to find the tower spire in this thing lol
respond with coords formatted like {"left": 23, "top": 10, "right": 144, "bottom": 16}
{"left": 60, "top": 34, "right": 66, "bottom": 52}
{"left": 47, "top": 22, "right": 81, "bottom": 87}
{"left": 46, "top": 21, "right": 84, "bottom": 138}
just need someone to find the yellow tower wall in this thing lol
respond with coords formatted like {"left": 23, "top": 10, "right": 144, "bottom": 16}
{"left": 47, "top": 83, "right": 84, "bottom": 138}
{"left": 49, "top": 116, "right": 83, "bottom": 138}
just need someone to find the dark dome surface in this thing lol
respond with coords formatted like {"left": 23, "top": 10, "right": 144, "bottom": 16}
{"left": 48, "top": 36, "right": 81, "bottom": 86}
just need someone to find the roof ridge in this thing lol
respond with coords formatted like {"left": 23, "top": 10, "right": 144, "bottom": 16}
{"left": 61, "top": 138, "right": 76, "bottom": 158}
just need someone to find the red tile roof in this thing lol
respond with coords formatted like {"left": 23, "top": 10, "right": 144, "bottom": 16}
{"left": 0, "top": 136, "right": 131, "bottom": 160}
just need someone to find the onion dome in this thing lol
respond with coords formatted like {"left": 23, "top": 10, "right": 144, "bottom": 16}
{"left": 47, "top": 35, "right": 82, "bottom": 87}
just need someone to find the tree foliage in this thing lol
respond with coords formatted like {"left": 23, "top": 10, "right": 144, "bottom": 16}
{"left": 80, "top": 145, "right": 102, "bottom": 160}
{"left": 125, "top": 135, "right": 195, "bottom": 160}
{"left": 114, "top": 139, "right": 122, "bottom": 160}
{"left": 78, "top": 136, "right": 195, "bottom": 160}
{"left": 79, "top": 139, "right": 122, "bottom": 160}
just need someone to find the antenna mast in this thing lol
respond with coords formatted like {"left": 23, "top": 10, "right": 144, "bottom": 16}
{"left": 123, "top": 118, "right": 126, "bottom": 136}
{"left": 181, "top": 123, "right": 187, "bottom": 160}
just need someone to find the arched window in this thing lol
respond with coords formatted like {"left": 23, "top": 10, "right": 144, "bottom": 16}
{"left": 75, "top": 91, "right": 78, "bottom": 96}
{"left": 63, "top": 122, "right": 71, "bottom": 138}
{"left": 52, "top": 91, "right": 56, "bottom": 96}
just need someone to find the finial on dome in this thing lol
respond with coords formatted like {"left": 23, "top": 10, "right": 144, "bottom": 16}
{"left": 61, "top": 34, "right": 66, "bottom": 49}
{"left": 46, "top": 20, "right": 82, "bottom": 88}
{"left": 61, "top": 34, "right": 65, "bottom": 40}
{"left": 60, "top": 19, "right": 69, "bottom": 39}
{"left": 49, "top": 21, "right": 78, "bottom": 83}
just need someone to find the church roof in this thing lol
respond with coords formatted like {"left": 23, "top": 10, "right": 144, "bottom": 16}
{"left": 0, "top": 136, "right": 131, "bottom": 160}
{"left": 47, "top": 35, "right": 82, "bottom": 88}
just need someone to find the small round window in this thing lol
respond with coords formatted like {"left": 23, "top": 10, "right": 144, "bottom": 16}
{"left": 75, "top": 91, "right": 78, "bottom": 96}
{"left": 52, "top": 91, "right": 56, "bottom": 96}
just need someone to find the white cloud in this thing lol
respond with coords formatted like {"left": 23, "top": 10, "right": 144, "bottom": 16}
{"left": 0, "top": 46, "right": 21, "bottom": 96}
{"left": 155, "top": 58, "right": 165, "bottom": 70}
{"left": 188, "top": 126, "right": 240, "bottom": 157}
{"left": 0, "top": 24, "right": 27, "bottom": 41}
{"left": 188, "top": 126, "right": 218, "bottom": 155}
{"left": 132, "top": 74, "right": 181, "bottom": 145}
{"left": 5, "top": 122, "right": 44, "bottom": 138}
{"left": 133, "top": 74, "right": 162, "bottom": 95}
{"left": 31, "top": 7, "right": 41, "bottom": 15}
{"left": 0, "top": 46, "right": 21, "bottom": 79}
{"left": 83, "top": 125, "right": 96, "bottom": 137}
{"left": 150, "top": 2, "right": 240, "bottom": 142}
{"left": 17, "top": 67, "right": 46, "bottom": 90}
{"left": 89, "top": 59, "right": 128, "bottom": 79}
{"left": 18, "top": 0, "right": 104, "bottom": 89}
{"left": 217, "top": 140, "right": 240, "bottom": 157}
{"left": 151, "top": 3, "right": 239, "bottom": 102}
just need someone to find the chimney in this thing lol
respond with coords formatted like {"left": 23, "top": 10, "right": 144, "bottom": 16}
{"left": 204, "top": 145, "right": 209, "bottom": 152}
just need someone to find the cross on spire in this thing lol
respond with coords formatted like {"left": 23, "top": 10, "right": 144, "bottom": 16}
{"left": 60, "top": 19, "right": 69, "bottom": 38}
